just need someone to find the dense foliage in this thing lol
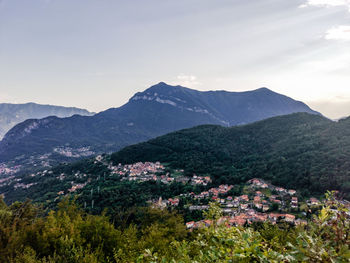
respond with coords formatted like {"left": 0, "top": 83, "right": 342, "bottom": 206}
{"left": 112, "top": 113, "right": 350, "bottom": 198}
{"left": 0, "top": 194, "right": 349, "bottom": 262}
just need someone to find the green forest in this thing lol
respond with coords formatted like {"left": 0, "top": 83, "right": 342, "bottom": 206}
{"left": 1, "top": 113, "right": 350, "bottom": 262}
{"left": 4, "top": 113, "right": 350, "bottom": 208}
{"left": 0, "top": 193, "right": 349, "bottom": 262}
{"left": 112, "top": 113, "right": 350, "bottom": 199}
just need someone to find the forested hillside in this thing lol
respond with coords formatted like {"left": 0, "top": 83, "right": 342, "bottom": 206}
{"left": 1, "top": 113, "right": 349, "bottom": 262}
{"left": 111, "top": 113, "right": 350, "bottom": 198}
{"left": 3, "top": 113, "right": 349, "bottom": 208}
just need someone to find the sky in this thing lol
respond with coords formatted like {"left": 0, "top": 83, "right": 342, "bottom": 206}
{"left": 0, "top": 0, "right": 350, "bottom": 119}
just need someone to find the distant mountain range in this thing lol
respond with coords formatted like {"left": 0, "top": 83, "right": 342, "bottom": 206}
{"left": 0, "top": 82, "right": 319, "bottom": 170}
{"left": 0, "top": 103, "right": 94, "bottom": 139}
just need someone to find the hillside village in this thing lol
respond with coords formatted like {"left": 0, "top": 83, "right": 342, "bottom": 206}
{"left": 94, "top": 159, "right": 336, "bottom": 226}
{"left": 153, "top": 177, "right": 323, "bottom": 228}
{"left": 105, "top": 158, "right": 209, "bottom": 185}
{"left": 0, "top": 163, "right": 21, "bottom": 176}
{"left": 1, "top": 158, "right": 348, "bottom": 229}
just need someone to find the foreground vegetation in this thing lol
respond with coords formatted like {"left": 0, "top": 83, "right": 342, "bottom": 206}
{"left": 0, "top": 193, "right": 349, "bottom": 263}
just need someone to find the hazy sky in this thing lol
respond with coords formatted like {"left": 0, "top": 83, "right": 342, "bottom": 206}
{"left": 1, "top": 0, "right": 350, "bottom": 119}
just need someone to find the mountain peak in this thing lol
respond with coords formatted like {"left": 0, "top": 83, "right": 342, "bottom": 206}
{"left": 156, "top": 81, "right": 170, "bottom": 86}
{"left": 131, "top": 82, "right": 188, "bottom": 99}
{"left": 148, "top": 82, "right": 185, "bottom": 91}
{"left": 147, "top": 83, "right": 274, "bottom": 95}
{"left": 255, "top": 87, "right": 272, "bottom": 92}
{"left": 0, "top": 83, "right": 320, "bottom": 169}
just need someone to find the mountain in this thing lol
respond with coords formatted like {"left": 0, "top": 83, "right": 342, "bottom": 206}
{"left": 0, "top": 102, "right": 94, "bottom": 139}
{"left": 0, "top": 82, "right": 319, "bottom": 170}
{"left": 3, "top": 113, "right": 349, "bottom": 206}
{"left": 111, "top": 113, "right": 350, "bottom": 198}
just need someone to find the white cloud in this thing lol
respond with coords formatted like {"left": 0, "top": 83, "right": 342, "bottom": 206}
{"left": 325, "top": 25, "right": 350, "bottom": 40}
{"left": 300, "top": 0, "right": 350, "bottom": 11}
{"left": 175, "top": 74, "right": 201, "bottom": 87}
{"left": 300, "top": 1, "right": 350, "bottom": 41}
{"left": 177, "top": 74, "right": 197, "bottom": 81}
